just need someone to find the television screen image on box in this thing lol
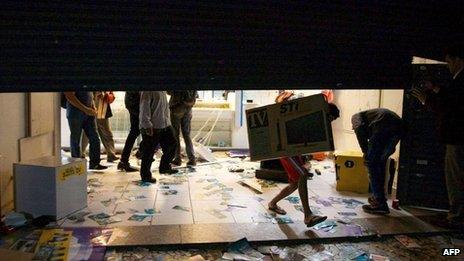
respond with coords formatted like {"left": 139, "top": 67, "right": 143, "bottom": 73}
{"left": 285, "top": 111, "right": 326, "bottom": 146}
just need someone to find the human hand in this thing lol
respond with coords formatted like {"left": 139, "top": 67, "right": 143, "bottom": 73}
{"left": 410, "top": 87, "right": 427, "bottom": 105}
{"left": 304, "top": 162, "right": 312, "bottom": 170}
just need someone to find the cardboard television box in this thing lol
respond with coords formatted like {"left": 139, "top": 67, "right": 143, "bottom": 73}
{"left": 246, "top": 94, "right": 334, "bottom": 161}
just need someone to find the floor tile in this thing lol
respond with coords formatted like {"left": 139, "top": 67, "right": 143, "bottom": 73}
{"left": 153, "top": 198, "right": 194, "bottom": 225}
{"left": 107, "top": 225, "right": 182, "bottom": 246}
{"left": 191, "top": 200, "right": 235, "bottom": 224}
{"left": 180, "top": 223, "right": 245, "bottom": 244}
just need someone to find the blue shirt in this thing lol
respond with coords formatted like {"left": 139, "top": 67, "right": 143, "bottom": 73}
{"left": 66, "top": 92, "right": 93, "bottom": 119}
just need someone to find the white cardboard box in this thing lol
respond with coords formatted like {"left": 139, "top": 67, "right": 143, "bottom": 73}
{"left": 14, "top": 156, "right": 87, "bottom": 220}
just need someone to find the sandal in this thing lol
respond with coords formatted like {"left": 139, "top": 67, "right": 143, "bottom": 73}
{"left": 305, "top": 215, "right": 327, "bottom": 227}
{"left": 268, "top": 205, "right": 287, "bottom": 215}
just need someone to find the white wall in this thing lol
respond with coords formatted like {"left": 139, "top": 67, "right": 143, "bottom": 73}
{"left": 330, "top": 89, "right": 404, "bottom": 152}
{"left": 0, "top": 93, "right": 27, "bottom": 212}
{"left": 331, "top": 90, "right": 381, "bottom": 152}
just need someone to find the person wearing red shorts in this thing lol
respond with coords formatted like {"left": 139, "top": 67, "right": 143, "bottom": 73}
{"left": 268, "top": 91, "right": 340, "bottom": 227}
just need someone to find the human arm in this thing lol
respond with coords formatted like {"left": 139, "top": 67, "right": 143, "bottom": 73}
{"left": 139, "top": 92, "right": 154, "bottom": 135}
{"left": 64, "top": 92, "right": 96, "bottom": 116}
{"left": 411, "top": 81, "right": 441, "bottom": 110}
{"left": 353, "top": 126, "right": 369, "bottom": 155}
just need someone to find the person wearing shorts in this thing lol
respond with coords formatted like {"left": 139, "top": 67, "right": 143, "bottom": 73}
{"left": 268, "top": 91, "right": 340, "bottom": 227}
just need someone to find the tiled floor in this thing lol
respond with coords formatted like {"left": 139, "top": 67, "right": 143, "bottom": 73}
{"left": 61, "top": 154, "right": 414, "bottom": 228}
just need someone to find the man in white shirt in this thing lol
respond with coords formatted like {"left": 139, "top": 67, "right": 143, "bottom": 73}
{"left": 139, "top": 91, "right": 178, "bottom": 183}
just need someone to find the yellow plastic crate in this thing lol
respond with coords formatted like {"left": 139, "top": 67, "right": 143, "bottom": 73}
{"left": 334, "top": 150, "right": 370, "bottom": 193}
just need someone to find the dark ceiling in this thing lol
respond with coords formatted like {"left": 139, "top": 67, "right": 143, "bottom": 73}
{"left": 1, "top": 1, "right": 463, "bottom": 91}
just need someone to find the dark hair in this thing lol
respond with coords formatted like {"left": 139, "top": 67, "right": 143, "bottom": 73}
{"left": 445, "top": 44, "right": 464, "bottom": 59}
{"left": 328, "top": 103, "right": 340, "bottom": 120}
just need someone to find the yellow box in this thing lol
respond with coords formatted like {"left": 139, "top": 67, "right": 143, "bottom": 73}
{"left": 334, "top": 150, "right": 370, "bottom": 193}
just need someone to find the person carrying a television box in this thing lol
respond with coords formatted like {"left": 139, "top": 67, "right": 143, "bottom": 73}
{"left": 268, "top": 91, "right": 340, "bottom": 227}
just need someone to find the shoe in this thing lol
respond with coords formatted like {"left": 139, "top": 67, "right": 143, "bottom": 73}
{"left": 159, "top": 169, "right": 179, "bottom": 174}
{"left": 186, "top": 159, "right": 197, "bottom": 166}
{"left": 107, "top": 155, "right": 119, "bottom": 163}
{"left": 117, "top": 162, "right": 138, "bottom": 172}
{"left": 368, "top": 196, "right": 375, "bottom": 205}
{"left": 141, "top": 178, "right": 157, "bottom": 184}
{"left": 362, "top": 199, "right": 390, "bottom": 215}
{"left": 172, "top": 158, "right": 182, "bottom": 166}
{"left": 89, "top": 164, "right": 108, "bottom": 170}
{"left": 135, "top": 150, "right": 142, "bottom": 159}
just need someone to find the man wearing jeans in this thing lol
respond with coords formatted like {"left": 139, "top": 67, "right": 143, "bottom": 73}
{"left": 168, "top": 90, "right": 197, "bottom": 166}
{"left": 64, "top": 92, "right": 108, "bottom": 170}
{"left": 352, "top": 108, "right": 403, "bottom": 214}
{"left": 139, "top": 91, "right": 178, "bottom": 183}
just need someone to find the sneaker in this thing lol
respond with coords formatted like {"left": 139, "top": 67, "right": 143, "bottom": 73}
{"left": 159, "top": 169, "right": 179, "bottom": 174}
{"left": 117, "top": 162, "right": 138, "bottom": 172}
{"left": 186, "top": 159, "right": 197, "bottom": 166}
{"left": 89, "top": 164, "right": 108, "bottom": 170}
{"left": 172, "top": 158, "right": 182, "bottom": 166}
{"left": 107, "top": 155, "right": 120, "bottom": 163}
{"left": 362, "top": 198, "right": 389, "bottom": 215}
{"left": 141, "top": 178, "right": 157, "bottom": 184}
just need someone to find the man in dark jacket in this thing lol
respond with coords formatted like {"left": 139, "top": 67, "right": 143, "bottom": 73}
{"left": 117, "top": 91, "right": 141, "bottom": 172}
{"left": 412, "top": 44, "right": 464, "bottom": 228}
{"left": 168, "top": 90, "right": 198, "bottom": 166}
{"left": 352, "top": 108, "right": 403, "bottom": 214}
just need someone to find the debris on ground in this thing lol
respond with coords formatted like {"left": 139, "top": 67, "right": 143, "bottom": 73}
{"left": 67, "top": 211, "right": 91, "bottom": 223}
{"left": 100, "top": 234, "right": 457, "bottom": 260}
{"left": 284, "top": 196, "right": 300, "bottom": 204}
{"left": 274, "top": 216, "right": 294, "bottom": 224}
{"left": 228, "top": 166, "right": 245, "bottom": 172}
{"left": 162, "top": 190, "right": 178, "bottom": 195}
{"left": 88, "top": 213, "right": 122, "bottom": 226}
{"left": 394, "top": 235, "right": 421, "bottom": 249}
{"left": 223, "top": 238, "right": 265, "bottom": 260}
{"left": 172, "top": 205, "right": 191, "bottom": 212}
{"left": 3, "top": 212, "right": 27, "bottom": 228}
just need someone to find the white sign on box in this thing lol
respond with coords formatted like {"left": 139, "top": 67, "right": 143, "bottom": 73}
{"left": 245, "top": 94, "right": 334, "bottom": 161}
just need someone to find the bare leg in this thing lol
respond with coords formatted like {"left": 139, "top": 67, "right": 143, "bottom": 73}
{"left": 298, "top": 172, "right": 313, "bottom": 223}
{"left": 269, "top": 182, "right": 298, "bottom": 211}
